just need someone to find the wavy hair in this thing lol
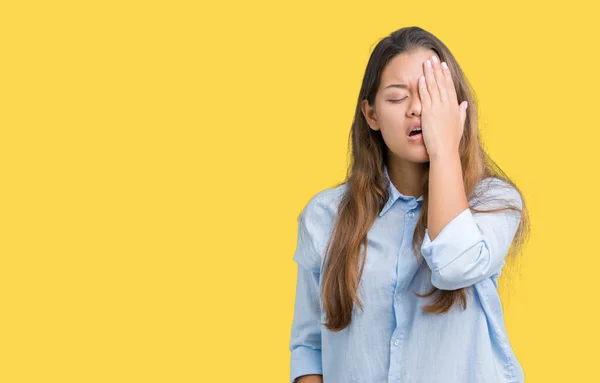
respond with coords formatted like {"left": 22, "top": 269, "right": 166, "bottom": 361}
{"left": 319, "top": 26, "right": 531, "bottom": 331}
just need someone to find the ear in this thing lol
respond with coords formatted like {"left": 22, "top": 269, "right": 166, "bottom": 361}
{"left": 361, "top": 99, "right": 380, "bottom": 131}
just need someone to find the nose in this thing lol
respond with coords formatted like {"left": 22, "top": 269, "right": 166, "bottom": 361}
{"left": 407, "top": 95, "right": 422, "bottom": 117}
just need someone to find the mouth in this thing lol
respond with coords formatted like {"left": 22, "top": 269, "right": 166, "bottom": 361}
{"left": 408, "top": 128, "right": 422, "bottom": 137}
{"left": 408, "top": 127, "right": 422, "bottom": 141}
{"left": 406, "top": 121, "right": 422, "bottom": 138}
{"left": 407, "top": 124, "right": 423, "bottom": 142}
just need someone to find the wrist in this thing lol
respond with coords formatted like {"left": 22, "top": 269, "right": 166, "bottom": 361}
{"left": 428, "top": 148, "right": 460, "bottom": 162}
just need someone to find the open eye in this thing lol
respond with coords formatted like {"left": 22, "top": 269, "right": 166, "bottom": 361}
{"left": 389, "top": 97, "right": 408, "bottom": 103}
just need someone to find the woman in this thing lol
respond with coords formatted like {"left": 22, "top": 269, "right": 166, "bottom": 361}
{"left": 289, "top": 26, "right": 530, "bottom": 383}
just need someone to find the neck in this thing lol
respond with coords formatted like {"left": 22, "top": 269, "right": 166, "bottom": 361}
{"left": 386, "top": 157, "right": 428, "bottom": 198}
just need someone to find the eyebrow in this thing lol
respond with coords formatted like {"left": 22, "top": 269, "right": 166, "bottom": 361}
{"left": 384, "top": 84, "right": 409, "bottom": 90}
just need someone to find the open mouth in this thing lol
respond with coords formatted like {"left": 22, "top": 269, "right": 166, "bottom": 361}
{"left": 408, "top": 129, "right": 422, "bottom": 137}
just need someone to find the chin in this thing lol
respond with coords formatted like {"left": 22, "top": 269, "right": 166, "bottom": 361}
{"left": 411, "top": 152, "right": 430, "bottom": 163}
{"left": 389, "top": 145, "right": 430, "bottom": 164}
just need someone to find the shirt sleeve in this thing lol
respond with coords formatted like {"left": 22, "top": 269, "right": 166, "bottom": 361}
{"left": 420, "top": 178, "right": 523, "bottom": 291}
{"left": 289, "top": 209, "right": 323, "bottom": 382}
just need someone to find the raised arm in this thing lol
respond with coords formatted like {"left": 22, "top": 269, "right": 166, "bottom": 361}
{"left": 421, "top": 175, "right": 523, "bottom": 290}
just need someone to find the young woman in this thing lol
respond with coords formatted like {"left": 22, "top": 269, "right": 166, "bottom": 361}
{"left": 289, "top": 27, "right": 531, "bottom": 383}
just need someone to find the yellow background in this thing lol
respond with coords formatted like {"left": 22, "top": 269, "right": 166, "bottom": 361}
{"left": 1, "top": 0, "right": 599, "bottom": 381}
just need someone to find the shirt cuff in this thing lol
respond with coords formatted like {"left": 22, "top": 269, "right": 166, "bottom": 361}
{"left": 291, "top": 346, "right": 322, "bottom": 382}
{"left": 421, "top": 207, "right": 483, "bottom": 271}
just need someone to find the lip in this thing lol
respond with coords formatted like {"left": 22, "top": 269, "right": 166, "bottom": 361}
{"left": 407, "top": 131, "right": 423, "bottom": 143}
{"left": 406, "top": 121, "right": 421, "bottom": 136}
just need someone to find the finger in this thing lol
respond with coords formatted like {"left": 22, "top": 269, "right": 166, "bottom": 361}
{"left": 424, "top": 59, "right": 440, "bottom": 104}
{"left": 441, "top": 61, "right": 459, "bottom": 104}
{"left": 460, "top": 101, "right": 468, "bottom": 132}
{"left": 431, "top": 56, "right": 447, "bottom": 103}
{"left": 418, "top": 75, "right": 430, "bottom": 107}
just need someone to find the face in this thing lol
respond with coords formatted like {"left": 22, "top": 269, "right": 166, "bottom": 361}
{"left": 361, "top": 48, "right": 438, "bottom": 164}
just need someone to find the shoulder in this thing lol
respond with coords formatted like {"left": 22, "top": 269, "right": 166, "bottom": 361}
{"left": 300, "top": 182, "right": 348, "bottom": 223}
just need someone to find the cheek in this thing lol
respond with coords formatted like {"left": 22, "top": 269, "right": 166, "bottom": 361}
{"left": 378, "top": 107, "right": 406, "bottom": 132}
{"left": 380, "top": 122, "right": 408, "bottom": 148}
{"left": 379, "top": 104, "right": 405, "bottom": 121}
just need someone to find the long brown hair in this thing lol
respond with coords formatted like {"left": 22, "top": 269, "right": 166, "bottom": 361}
{"left": 319, "top": 26, "right": 531, "bottom": 331}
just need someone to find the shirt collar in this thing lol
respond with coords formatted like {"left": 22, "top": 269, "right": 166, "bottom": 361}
{"left": 379, "top": 164, "right": 424, "bottom": 217}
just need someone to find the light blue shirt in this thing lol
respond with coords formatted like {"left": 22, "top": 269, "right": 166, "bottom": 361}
{"left": 289, "top": 165, "right": 524, "bottom": 383}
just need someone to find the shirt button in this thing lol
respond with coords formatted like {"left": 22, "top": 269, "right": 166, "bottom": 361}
{"left": 393, "top": 339, "right": 400, "bottom": 346}
{"left": 408, "top": 212, "right": 415, "bottom": 218}
{"left": 395, "top": 292, "right": 402, "bottom": 301}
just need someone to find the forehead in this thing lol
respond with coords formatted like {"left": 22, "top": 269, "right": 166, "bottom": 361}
{"left": 380, "top": 49, "right": 437, "bottom": 89}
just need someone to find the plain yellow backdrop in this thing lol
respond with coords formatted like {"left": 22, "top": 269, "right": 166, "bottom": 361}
{"left": 1, "top": 0, "right": 599, "bottom": 382}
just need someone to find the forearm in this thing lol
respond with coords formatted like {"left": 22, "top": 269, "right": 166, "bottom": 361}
{"left": 427, "top": 150, "right": 469, "bottom": 240}
{"left": 296, "top": 375, "right": 323, "bottom": 383}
